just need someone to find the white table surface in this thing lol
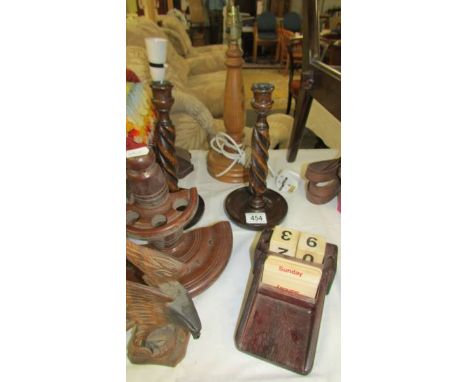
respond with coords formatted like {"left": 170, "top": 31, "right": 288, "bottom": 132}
{"left": 127, "top": 149, "right": 341, "bottom": 382}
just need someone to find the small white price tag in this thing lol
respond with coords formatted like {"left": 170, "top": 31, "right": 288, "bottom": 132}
{"left": 126, "top": 146, "right": 149, "bottom": 158}
{"left": 245, "top": 212, "right": 267, "bottom": 224}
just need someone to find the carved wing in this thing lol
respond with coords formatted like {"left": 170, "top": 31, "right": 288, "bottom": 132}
{"left": 126, "top": 240, "right": 184, "bottom": 286}
{"left": 126, "top": 280, "right": 172, "bottom": 326}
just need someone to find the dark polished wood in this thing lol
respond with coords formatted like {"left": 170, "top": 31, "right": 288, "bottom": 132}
{"left": 151, "top": 80, "right": 178, "bottom": 192}
{"left": 224, "top": 187, "right": 287, "bottom": 230}
{"left": 286, "top": 0, "right": 341, "bottom": 162}
{"left": 175, "top": 147, "right": 194, "bottom": 179}
{"left": 126, "top": 150, "right": 198, "bottom": 247}
{"left": 225, "top": 83, "right": 287, "bottom": 230}
{"left": 235, "top": 228, "right": 338, "bottom": 375}
{"left": 126, "top": 151, "right": 233, "bottom": 295}
{"left": 151, "top": 80, "right": 204, "bottom": 226}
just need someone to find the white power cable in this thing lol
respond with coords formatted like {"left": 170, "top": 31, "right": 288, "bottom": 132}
{"left": 210, "top": 132, "right": 249, "bottom": 177}
{"left": 210, "top": 132, "right": 276, "bottom": 178}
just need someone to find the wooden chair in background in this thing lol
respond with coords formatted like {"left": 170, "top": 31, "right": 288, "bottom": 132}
{"left": 252, "top": 11, "right": 279, "bottom": 63}
{"left": 187, "top": 0, "right": 206, "bottom": 46}
{"left": 285, "top": 36, "right": 303, "bottom": 115}
{"left": 287, "top": 0, "right": 341, "bottom": 162}
{"left": 278, "top": 11, "right": 302, "bottom": 73}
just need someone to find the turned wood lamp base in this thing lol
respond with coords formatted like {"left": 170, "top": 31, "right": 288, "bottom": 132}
{"left": 224, "top": 186, "right": 287, "bottom": 230}
{"left": 206, "top": 150, "right": 249, "bottom": 184}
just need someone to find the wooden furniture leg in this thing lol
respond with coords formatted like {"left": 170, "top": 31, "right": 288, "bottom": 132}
{"left": 286, "top": 0, "right": 341, "bottom": 162}
{"left": 253, "top": 33, "right": 258, "bottom": 63}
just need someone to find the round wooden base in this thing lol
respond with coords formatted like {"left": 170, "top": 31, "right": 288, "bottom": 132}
{"left": 224, "top": 186, "right": 288, "bottom": 231}
{"left": 175, "top": 147, "right": 194, "bottom": 179}
{"left": 207, "top": 150, "right": 249, "bottom": 183}
{"left": 184, "top": 194, "right": 205, "bottom": 229}
{"left": 149, "top": 222, "right": 233, "bottom": 296}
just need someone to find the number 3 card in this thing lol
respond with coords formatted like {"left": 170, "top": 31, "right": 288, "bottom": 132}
{"left": 269, "top": 226, "right": 300, "bottom": 257}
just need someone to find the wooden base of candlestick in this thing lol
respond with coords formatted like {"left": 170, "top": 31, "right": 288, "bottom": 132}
{"left": 175, "top": 147, "right": 194, "bottom": 179}
{"left": 207, "top": 150, "right": 249, "bottom": 183}
{"left": 183, "top": 194, "right": 205, "bottom": 230}
{"left": 224, "top": 186, "right": 287, "bottom": 230}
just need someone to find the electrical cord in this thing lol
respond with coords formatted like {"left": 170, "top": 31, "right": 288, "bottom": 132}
{"left": 209, "top": 132, "right": 276, "bottom": 178}
{"left": 210, "top": 132, "right": 250, "bottom": 177}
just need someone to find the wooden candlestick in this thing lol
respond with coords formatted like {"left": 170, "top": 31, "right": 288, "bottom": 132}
{"left": 151, "top": 80, "right": 204, "bottom": 227}
{"left": 126, "top": 151, "right": 233, "bottom": 295}
{"left": 224, "top": 83, "right": 288, "bottom": 230}
{"left": 207, "top": 37, "right": 249, "bottom": 183}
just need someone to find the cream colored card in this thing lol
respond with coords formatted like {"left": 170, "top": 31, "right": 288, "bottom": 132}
{"left": 296, "top": 232, "right": 326, "bottom": 264}
{"left": 268, "top": 226, "right": 301, "bottom": 257}
{"left": 262, "top": 255, "right": 322, "bottom": 299}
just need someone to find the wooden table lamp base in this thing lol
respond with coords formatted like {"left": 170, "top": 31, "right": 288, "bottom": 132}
{"left": 206, "top": 150, "right": 249, "bottom": 183}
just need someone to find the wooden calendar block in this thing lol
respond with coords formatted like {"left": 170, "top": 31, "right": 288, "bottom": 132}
{"left": 262, "top": 255, "right": 322, "bottom": 299}
{"left": 268, "top": 226, "right": 300, "bottom": 257}
{"left": 296, "top": 233, "right": 326, "bottom": 264}
{"left": 236, "top": 228, "right": 339, "bottom": 375}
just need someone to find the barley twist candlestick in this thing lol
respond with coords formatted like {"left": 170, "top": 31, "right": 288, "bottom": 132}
{"left": 151, "top": 80, "right": 178, "bottom": 192}
{"left": 224, "top": 83, "right": 288, "bottom": 230}
{"left": 151, "top": 80, "right": 204, "bottom": 228}
{"left": 249, "top": 84, "right": 271, "bottom": 210}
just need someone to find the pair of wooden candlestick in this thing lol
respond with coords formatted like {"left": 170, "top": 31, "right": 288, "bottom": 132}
{"left": 148, "top": 78, "right": 288, "bottom": 232}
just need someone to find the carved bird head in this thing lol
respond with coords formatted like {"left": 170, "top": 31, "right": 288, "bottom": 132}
{"left": 158, "top": 280, "right": 201, "bottom": 339}
{"left": 126, "top": 279, "right": 201, "bottom": 340}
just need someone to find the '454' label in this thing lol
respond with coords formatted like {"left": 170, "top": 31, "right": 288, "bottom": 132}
{"left": 245, "top": 212, "right": 267, "bottom": 224}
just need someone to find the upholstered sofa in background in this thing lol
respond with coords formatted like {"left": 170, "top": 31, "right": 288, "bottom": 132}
{"left": 156, "top": 13, "right": 227, "bottom": 60}
{"left": 127, "top": 16, "right": 226, "bottom": 118}
{"left": 126, "top": 15, "right": 290, "bottom": 151}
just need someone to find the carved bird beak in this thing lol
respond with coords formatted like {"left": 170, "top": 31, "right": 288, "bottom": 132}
{"left": 160, "top": 281, "right": 202, "bottom": 339}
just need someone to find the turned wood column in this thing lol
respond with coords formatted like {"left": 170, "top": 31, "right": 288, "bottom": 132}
{"left": 224, "top": 83, "right": 288, "bottom": 231}
{"left": 223, "top": 41, "right": 246, "bottom": 145}
{"left": 151, "top": 80, "right": 178, "bottom": 192}
{"left": 207, "top": 3, "right": 249, "bottom": 183}
{"left": 150, "top": 79, "right": 205, "bottom": 228}
{"left": 249, "top": 83, "right": 273, "bottom": 210}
